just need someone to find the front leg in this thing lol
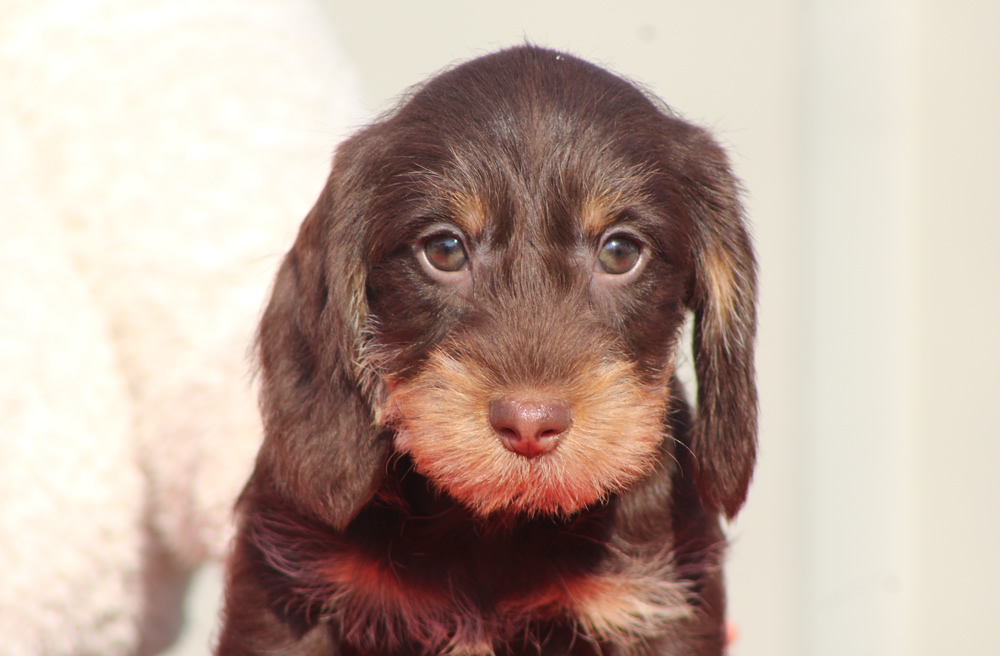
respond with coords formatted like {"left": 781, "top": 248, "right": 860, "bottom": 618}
{"left": 216, "top": 528, "right": 334, "bottom": 656}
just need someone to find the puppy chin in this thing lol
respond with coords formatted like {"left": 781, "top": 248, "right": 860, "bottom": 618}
{"left": 393, "top": 426, "right": 611, "bottom": 518}
{"left": 385, "top": 348, "right": 670, "bottom": 519}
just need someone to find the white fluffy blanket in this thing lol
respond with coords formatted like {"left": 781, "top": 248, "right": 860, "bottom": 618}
{"left": 0, "top": 1, "right": 362, "bottom": 653}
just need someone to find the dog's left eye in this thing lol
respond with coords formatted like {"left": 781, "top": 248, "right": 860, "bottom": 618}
{"left": 597, "top": 235, "right": 642, "bottom": 274}
{"left": 424, "top": 234, "right": 468, "bottom": 272}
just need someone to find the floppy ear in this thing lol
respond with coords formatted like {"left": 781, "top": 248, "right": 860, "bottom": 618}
{"left": 254, "top": 153, "right": 390, "bottom": 530}
{"left": 682, "top": 131, "right": 759, "bottom": 519}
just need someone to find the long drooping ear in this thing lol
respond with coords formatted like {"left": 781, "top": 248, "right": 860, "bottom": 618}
{"left": 253, "top": 150, "right": 391, "bottom": 530}
{"left": 682, "top": 130, "right": 759, "bottom": 520}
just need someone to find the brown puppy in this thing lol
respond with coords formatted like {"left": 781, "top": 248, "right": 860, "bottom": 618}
{"left": 217, "top": 45, "right": 757, "bottom": 656}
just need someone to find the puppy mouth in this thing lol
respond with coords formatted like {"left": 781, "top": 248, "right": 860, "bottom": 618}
{"left": 383, "top": 347, "right": 669, "bottom": 518}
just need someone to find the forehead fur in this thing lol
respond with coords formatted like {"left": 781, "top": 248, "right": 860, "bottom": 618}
{"left": 384, "top": 46, "right": 673, "bottom": 180}
{"left": 347, "top": 47, "right": 702, "bottom": 260}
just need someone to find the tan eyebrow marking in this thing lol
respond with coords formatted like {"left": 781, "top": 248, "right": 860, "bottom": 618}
{"left": 579, "top": 164, "right": 654, "bottom": 238}
{"left": 448, "top": 191, "right": 488, "bottom": 238}
{"left": 581, "top": 193, "right": 619, "bottom": 238}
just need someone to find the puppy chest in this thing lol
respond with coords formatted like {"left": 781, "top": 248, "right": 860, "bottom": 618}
{"left": 314, "top": 541, "right": 693, "bottom": 654}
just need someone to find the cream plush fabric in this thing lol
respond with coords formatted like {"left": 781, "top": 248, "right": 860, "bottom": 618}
{"left": 0, "top": 1, "right": 362, "bottom": 653}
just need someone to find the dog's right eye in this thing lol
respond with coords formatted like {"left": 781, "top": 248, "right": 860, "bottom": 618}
{"left": 423, "top": 234, "right": 468, "bottom": 272}
{"left": 597, "top": 235, "right": 642, "bottom": 275}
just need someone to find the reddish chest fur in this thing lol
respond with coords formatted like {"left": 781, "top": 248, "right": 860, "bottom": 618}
{"left": 246, "top": 476, "right": 706, "bottom": 656}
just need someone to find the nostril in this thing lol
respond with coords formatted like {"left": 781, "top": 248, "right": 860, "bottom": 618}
{"left": 488, "top": 398, "right": 572, "bottom": 458}
{"left": 495, "top": 427, "right": 519, "bottom": 441}
{"left": 536, "top": 403, "right": 571, "bottom": 438}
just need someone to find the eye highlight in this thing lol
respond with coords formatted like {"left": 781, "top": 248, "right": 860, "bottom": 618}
{"left": 597, "top": 235, "right": 642, "bottom": 274}
{"left": 423, "top": 233, "right": 468, "bottom": 272}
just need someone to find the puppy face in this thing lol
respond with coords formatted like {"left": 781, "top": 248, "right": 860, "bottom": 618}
{"left": 367, "top": 131, "right": 694, "bottom": 518}
{"left": 255, "top": 46, "right": 757, "bottom": 528}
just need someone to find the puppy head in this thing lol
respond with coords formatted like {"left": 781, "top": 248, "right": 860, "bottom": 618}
{"left": 255, "top": 46, "right": 757, "bottom": 527}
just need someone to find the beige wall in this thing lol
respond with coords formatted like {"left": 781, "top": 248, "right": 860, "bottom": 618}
{"left": 319, "top": 2, "right": 1000, "bottom": 655}
{"left": 912, "top": 1, "right": 1000, "bottom": 653}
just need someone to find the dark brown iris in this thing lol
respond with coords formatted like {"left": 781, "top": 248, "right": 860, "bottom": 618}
{"left": 597, "top": 235, "right": 641, "bottom": 274}
{"left": 424, "top": 234, "right": 468, "bottom": 272}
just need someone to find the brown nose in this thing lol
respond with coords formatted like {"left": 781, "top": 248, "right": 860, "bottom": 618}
{"left": 488, "top": 399, "right": 572, "bottom": 458}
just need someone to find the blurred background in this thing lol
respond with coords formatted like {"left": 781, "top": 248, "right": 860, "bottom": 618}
{"left": 2, "top": 1, "right": 997, "bottom": 655}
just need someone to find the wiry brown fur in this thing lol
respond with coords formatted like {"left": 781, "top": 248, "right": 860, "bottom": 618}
{"left": 218, "top": 46, "right": 757, "bottom": 656}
